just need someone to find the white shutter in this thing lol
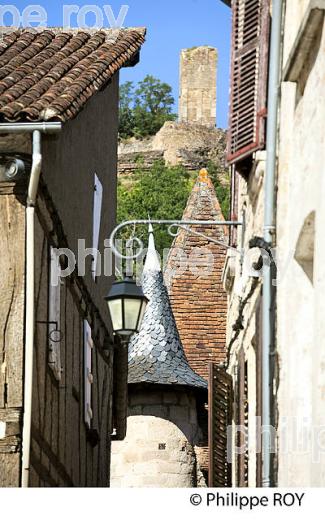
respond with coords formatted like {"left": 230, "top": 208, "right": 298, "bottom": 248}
{"left": 92, "top": 173, "right": 103, "bottom": 280}
{"left": 48, "top": 247, "right": 62, "bottom": 381}
{"left": 84, "top": 320, "right": 94, "bottom": 427}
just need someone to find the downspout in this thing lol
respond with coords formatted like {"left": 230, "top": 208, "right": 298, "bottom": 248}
{"left": 262, "top": 0, "right": 283, "bottom": 487}
{"left": 0, "top": 121, "right": 62, "bottom": 487}
{"left": 21, "top": 130, "right": 42, "bottom": 488}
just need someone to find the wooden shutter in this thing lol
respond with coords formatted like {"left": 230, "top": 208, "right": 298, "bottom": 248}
{"left": 237, "top": 349, "right": 249, "bottom": 486}
{"left": 227, "top": 0, "right": 270, "bottom": 164}
{"left": 208, "top": 363, "right": 233, "bottom": 487}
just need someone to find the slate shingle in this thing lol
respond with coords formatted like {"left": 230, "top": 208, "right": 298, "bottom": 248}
{"left": 128, "top": 228, "right": 207, "bottom": 390}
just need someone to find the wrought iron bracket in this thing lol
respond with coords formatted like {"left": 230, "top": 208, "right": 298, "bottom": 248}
{"left": 109, "top": 218, "right": 244, "bottom": 261}
{"left": 36, "top": 320, "right": 63, "bottom": 343}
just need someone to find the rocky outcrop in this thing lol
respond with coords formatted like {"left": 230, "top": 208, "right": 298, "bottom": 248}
{"left": 118, "top": 121, "right": 227, "bottom": 179}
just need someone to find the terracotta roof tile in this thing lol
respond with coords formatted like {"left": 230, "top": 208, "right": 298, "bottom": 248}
{"left": 0, "top": 27, "right": 146, "bottom": 122}
{"left": 165, "top": 171, "right": 228, "bottom": 379}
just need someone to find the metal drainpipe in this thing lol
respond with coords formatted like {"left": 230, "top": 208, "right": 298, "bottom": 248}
{"left": 21, "top": 130, "right": 42, "bottom": 488}
{"left": 0, "top": 122, "right": 62, "bottom": 487}
{"left": 262, "top": 0, "right": 283, "bottom": 487}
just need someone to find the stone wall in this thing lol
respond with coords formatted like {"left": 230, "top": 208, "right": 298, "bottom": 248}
{"left": 222, "top": 153, "right": 266, "bottom": 487}
{"left": 111, "top": 387, "right": 207, "bottom": 488}
{"left": 179, "top": 47, "right": 217, "bottom": 128}
{"left": 118, "top": 122, "right": 227, "bottom": 180}
{"left": 224, "top": 1, "right": 325, "bottom": 487}
{"left": 276, "top": 3, "right": 325, "bottom": 486}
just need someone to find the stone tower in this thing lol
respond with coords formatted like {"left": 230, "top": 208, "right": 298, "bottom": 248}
{"left": 111, "top": 226, "right": 208, "bottom": 488}
{"left": 178, "top": 46, "right": 217, "bottom": 128}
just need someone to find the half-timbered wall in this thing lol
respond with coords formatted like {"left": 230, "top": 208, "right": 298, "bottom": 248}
{"left": 0, "top": 182, "right": 26, "bottom": 487}
{"left": 29, "top": 196, "right": 113, "bottom": 486}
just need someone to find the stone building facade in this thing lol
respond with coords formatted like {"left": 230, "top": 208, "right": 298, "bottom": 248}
{"left": 276, "top": 0, "right": 325, "bottom": 486}
{"left": 111, "top": 227, "right": 208, "bottom": 487}
{"left": 178, "top": 46, "right": 218, "bottom": 128}
{"left": 218, "top": 0, "right": 325, "bottom": 487}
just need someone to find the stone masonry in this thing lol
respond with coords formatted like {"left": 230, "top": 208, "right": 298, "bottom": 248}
{"left": 111, "top": 389, "right": 206, "bottom": 488}
{"left": 178, "top": 46, "right": 218, "bottom": 128}
{"left": 118, "top": 122, "right": 227, "bottom": 181}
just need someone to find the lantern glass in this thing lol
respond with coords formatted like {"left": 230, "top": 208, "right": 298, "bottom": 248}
{"left": 138, "top": 300, "right": 147, "bottom": 331}
{"left": 105, "top": 277, "right": 148, "bottom": 337}
{"left": 124, "top": 298, "right": 142, "bottom": 332}
{"left": 108, "top": 298, "right": 123, "bottom": 332}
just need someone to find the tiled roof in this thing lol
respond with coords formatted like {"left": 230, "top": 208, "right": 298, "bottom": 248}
{"left": 165, "top": 170, "right": 228, "bottom": 379}
{"left": 128, "top": 226, "right": 207, "bottom": 390}
{"left": 0, "top": 27, "right": 146, "bottom": 122}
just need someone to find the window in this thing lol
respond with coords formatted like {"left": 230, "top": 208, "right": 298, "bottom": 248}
{"left": 48, "top": 247, "right": 62, "bottom": 381}
{"left": 227, "top": 0, "right": 270, "bottom": 166}
{"left": 84, "top": 320, "right": 94, "bottom": 427}
{"left": 92, "top": 173, "right": 103, "bottom": 281}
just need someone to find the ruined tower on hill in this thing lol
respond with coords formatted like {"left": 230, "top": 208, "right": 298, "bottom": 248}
{"left": 178, "top": 46, "right": 218, "bottom": 128}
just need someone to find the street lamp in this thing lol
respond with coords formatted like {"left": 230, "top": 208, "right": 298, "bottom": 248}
{"left": 105, "top": 277, "right": 148, "bottom": 338}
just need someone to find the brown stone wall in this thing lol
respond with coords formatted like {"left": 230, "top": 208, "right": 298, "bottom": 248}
{"left": 165, "top": 172, "right": 228, "bottom": 380}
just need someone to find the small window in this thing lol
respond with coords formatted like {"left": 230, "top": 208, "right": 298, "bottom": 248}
{"left": 84, "top": 320, "right": 94, "bottom": 427}
{"left": 92, "top": 173, "right": 103, "bottom": 281}
{"left": 48, "top": 247, "right": 62, "bottom": 381}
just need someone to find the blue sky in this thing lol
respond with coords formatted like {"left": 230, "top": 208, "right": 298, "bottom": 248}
{"left": 8, "top": 1, "right": 231, "bottom": 128}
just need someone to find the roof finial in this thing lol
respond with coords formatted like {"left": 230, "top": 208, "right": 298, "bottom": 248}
{"left": 143, "top": 222, "right": 161, "bottom": 273}
{"left": 199, "top": 168, "right": 209, "bottom": 183}
{"left": 148, "top": 214, "right": 154, "bottom": 235}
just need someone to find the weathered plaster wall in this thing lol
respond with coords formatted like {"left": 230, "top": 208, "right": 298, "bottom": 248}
{"left": 111, "top": 388, "right": 206, "bottom": 487}
{"left": 276, "top": 4, "right": 325, "bottom": 486}
{"left": 219, "top": 0, "right": 325, "bottom": 488}
{"left": 223, "top": 153, "right": 266, "bottom": 487}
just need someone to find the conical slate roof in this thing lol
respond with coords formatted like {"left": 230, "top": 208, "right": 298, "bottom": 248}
{"left": 128, "top": 226, "right": 207, "bottom": 389}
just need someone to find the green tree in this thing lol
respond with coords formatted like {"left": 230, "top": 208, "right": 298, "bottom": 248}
{"left": 119, "top": 81, "right": 135, "bottom": 139}
{"left": 206, "top": 160, "right": 230, "bottom": 219}
{"left": 117, "top": 161, "right": 192, "bottom": 257}
{"left": 119, "top": 75, "right": 176, "bottom": 139}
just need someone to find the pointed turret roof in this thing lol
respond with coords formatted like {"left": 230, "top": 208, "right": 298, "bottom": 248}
{"left": 164, "top": 169, "right": 228, "bottom": 379}
{"left": 128, "top": 225, "right": 207, "bottom": 389}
